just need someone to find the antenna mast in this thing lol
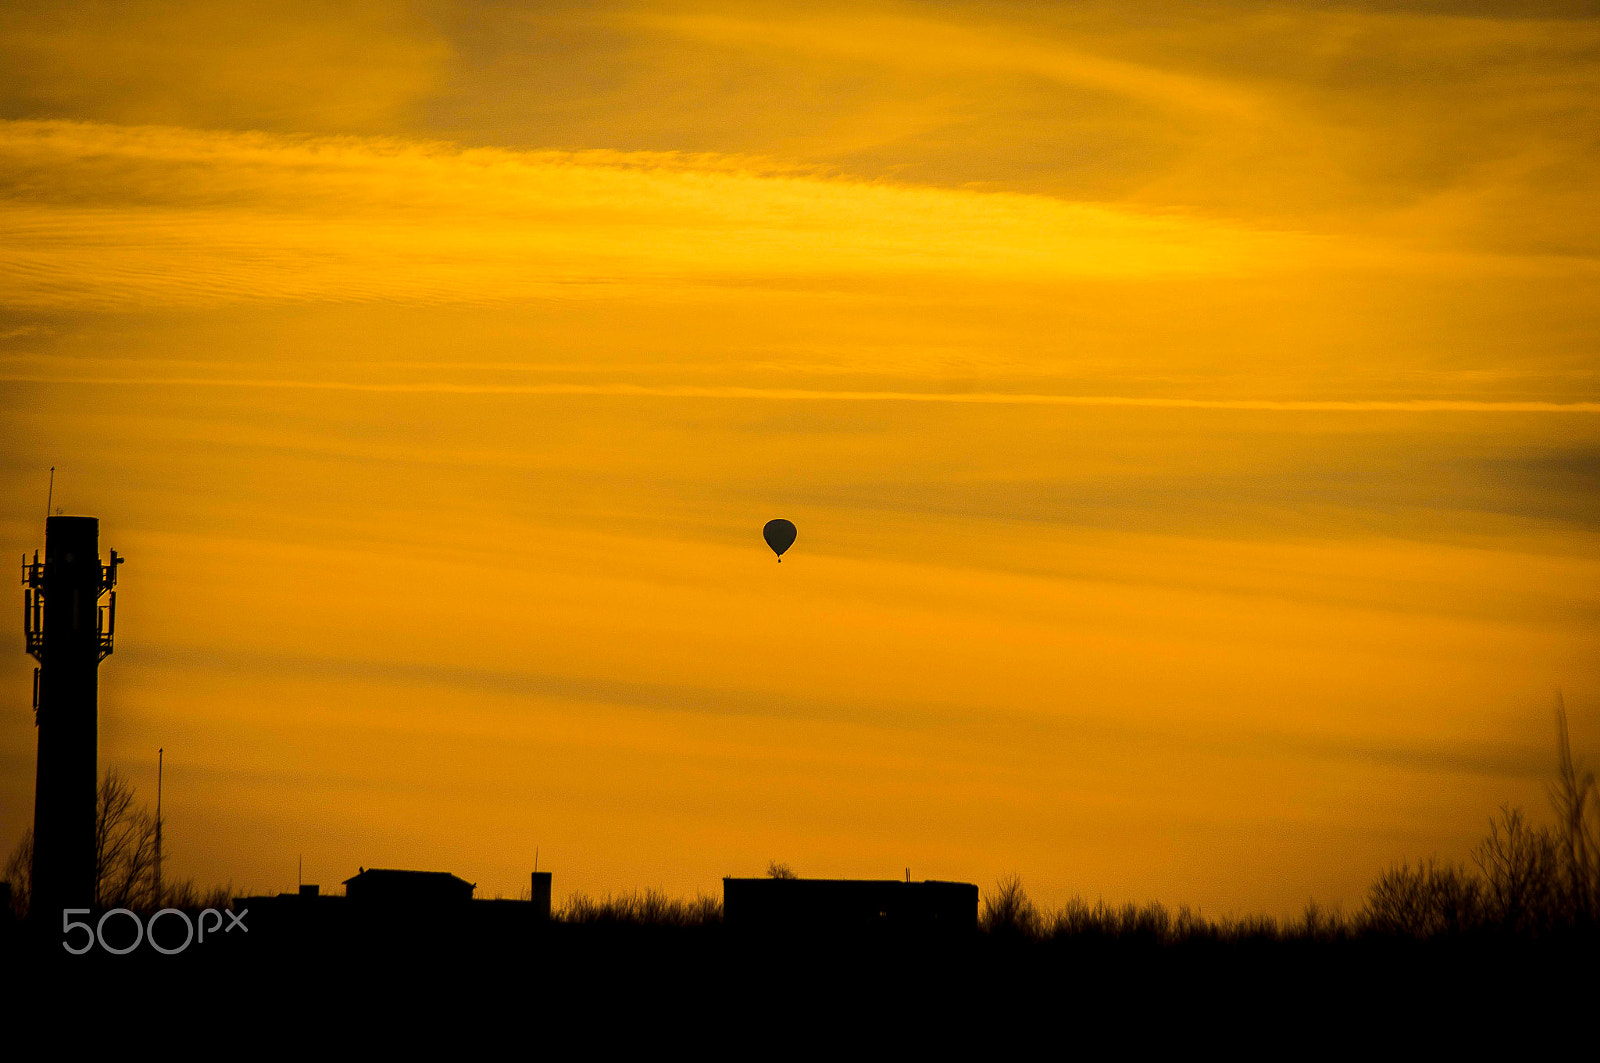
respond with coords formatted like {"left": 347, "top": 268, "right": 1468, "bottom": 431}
{"left": 153, "top": 748, "right": 163, "bottom": 907}
{"left": 45, "top": 467, "right": 54, "bottom": 522}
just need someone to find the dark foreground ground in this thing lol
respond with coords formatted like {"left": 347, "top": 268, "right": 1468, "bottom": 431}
{"left": 4, "top": 915, "right": 1595, "bottom": 1048}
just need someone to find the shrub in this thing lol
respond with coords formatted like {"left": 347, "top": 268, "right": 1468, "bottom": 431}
{"left": 982, "top": 873, "right": 1040, "bottom": 940}
{"left": 558, "top": 889, "right": 721, "bottom": 926}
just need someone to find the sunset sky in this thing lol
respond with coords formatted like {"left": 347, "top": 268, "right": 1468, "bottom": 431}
{"left": 2, "top": 0, "right": 1597, "bottom": 916}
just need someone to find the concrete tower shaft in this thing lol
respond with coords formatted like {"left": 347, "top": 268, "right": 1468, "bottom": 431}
{"left": 24, "top": 516, "right": 121, "bottom": 919}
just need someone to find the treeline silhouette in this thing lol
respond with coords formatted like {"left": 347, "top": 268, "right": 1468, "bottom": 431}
{"left": 6, "top": 711, "right": 1594, "bottom": 1041}
{"left": 539, "top": 701, "right": 1599, "bottom": 944}
{"left": 557, "top": 890, "right": 722, "bottom": 927}
{"left": 5, "top": 704, "right": 1594, "bottom": 946}
{"left": 978, "top": 698, "right": 1595, "bottom": 942}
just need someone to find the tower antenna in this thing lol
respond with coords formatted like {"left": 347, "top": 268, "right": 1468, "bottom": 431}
{"left": 46, "top": 467, "right": 54, "bottom": 522}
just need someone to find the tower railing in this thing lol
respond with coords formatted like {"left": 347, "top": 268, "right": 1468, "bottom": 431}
{"left": 21, "top": 548, "right": 121, "bottom": 663}
{"left": 22, "top": 554, "right": 44, "bottom": 661}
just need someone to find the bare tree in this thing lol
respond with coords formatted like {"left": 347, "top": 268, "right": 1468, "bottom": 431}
{"left": 1361, "top": 699, "right": 1599, "bottom": 939}
{"left": 982, "top": 873, "right": 1040, "bottom": 939}
{"left": 1472, "top": 806, "right": 1562, "bottom": 935}
{"left": 766, "top": 860, "right": 797, "bottom": 880}
{"left": 1363, "top": 858, "right": 1484, "bottom": 937}
{"left": 94, "top": 770, "right": 159, "bottom": 910}
{"left": 3, "top": 829, "right": 30, "bottom": 919}
{"left": 2, "top": 769, "right": 161, "bottom": 917}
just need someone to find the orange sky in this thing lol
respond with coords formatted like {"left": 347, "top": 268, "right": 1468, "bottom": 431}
{"left": 2, "top": 0, "right": 1597, "bottom": 916}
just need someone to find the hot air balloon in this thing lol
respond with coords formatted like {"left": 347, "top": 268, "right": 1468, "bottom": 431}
{"left": 763, "top": 519, "right": 797, "bottom": 561}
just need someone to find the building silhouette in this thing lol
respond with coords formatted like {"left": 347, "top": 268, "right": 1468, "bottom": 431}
{"left": 344, "top": 868, "right": 475, "bottom": 905}
{"left": 235, "top": 866, "right": 553, "bottom": 952}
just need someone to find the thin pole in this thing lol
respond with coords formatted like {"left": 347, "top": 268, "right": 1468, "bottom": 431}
{"left": 154, "top": 748, "right": 163, "bottom": 907}
{"left": 46, "top": 467, "right": 54, "bottom": 521}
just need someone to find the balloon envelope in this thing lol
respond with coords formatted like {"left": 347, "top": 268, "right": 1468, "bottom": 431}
{"left": 763, "top": 518, "right": 797, "bottom": 558}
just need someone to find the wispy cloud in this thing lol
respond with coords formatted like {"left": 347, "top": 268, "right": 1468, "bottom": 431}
{"left": 0, "top": 0, "right": 447, "bottom": 131}
{"left": 631, "top": 8, "right": 1268, "bottom": 120}
{"left": 123, "top": 640, "right": 1554, "bottom": 780}
{"left": 4, "top": 371, "right": 1597, "bottom": 412}
{"left": 0, "top": 120, "right": 1326, "bottom": 311}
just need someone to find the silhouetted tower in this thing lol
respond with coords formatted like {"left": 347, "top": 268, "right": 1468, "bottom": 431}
{"left": 23, "top": 516, "right": 122, "bottom": 918}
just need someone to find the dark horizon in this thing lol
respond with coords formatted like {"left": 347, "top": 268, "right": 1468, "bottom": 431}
{"left": 4, "top": 0, "right": 1600, "bottom": 930}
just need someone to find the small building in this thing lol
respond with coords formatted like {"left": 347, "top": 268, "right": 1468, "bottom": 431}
{"left": 343, "top": 868, "right": 475, "bottom": 905}
{"left": 723, "top": 877, "right": 978, "bottom": 933}
{"left": 232, "top": 867, "right": 549, "bottom": 953}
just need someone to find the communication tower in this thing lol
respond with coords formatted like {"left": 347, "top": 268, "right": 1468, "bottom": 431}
{"left": 23, "top": 516, "right": 122, "bottom": 919}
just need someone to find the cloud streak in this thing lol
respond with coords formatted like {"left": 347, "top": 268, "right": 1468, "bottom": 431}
{"left": 0, "top": 120, "right": 1324, "bottom": 312}
{"left": 4, "top": 372, "right": 1598, "bottom": 412}
{"left": 124, "top": 641, "right": 1554, "bottom": 781}
{"left": 632, "top": 9, "right": 1268, "bottom": 120}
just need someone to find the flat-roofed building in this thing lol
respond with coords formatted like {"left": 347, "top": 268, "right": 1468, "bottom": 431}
{"left": 343, "top": 868, "right": 475, "bottom": 905}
